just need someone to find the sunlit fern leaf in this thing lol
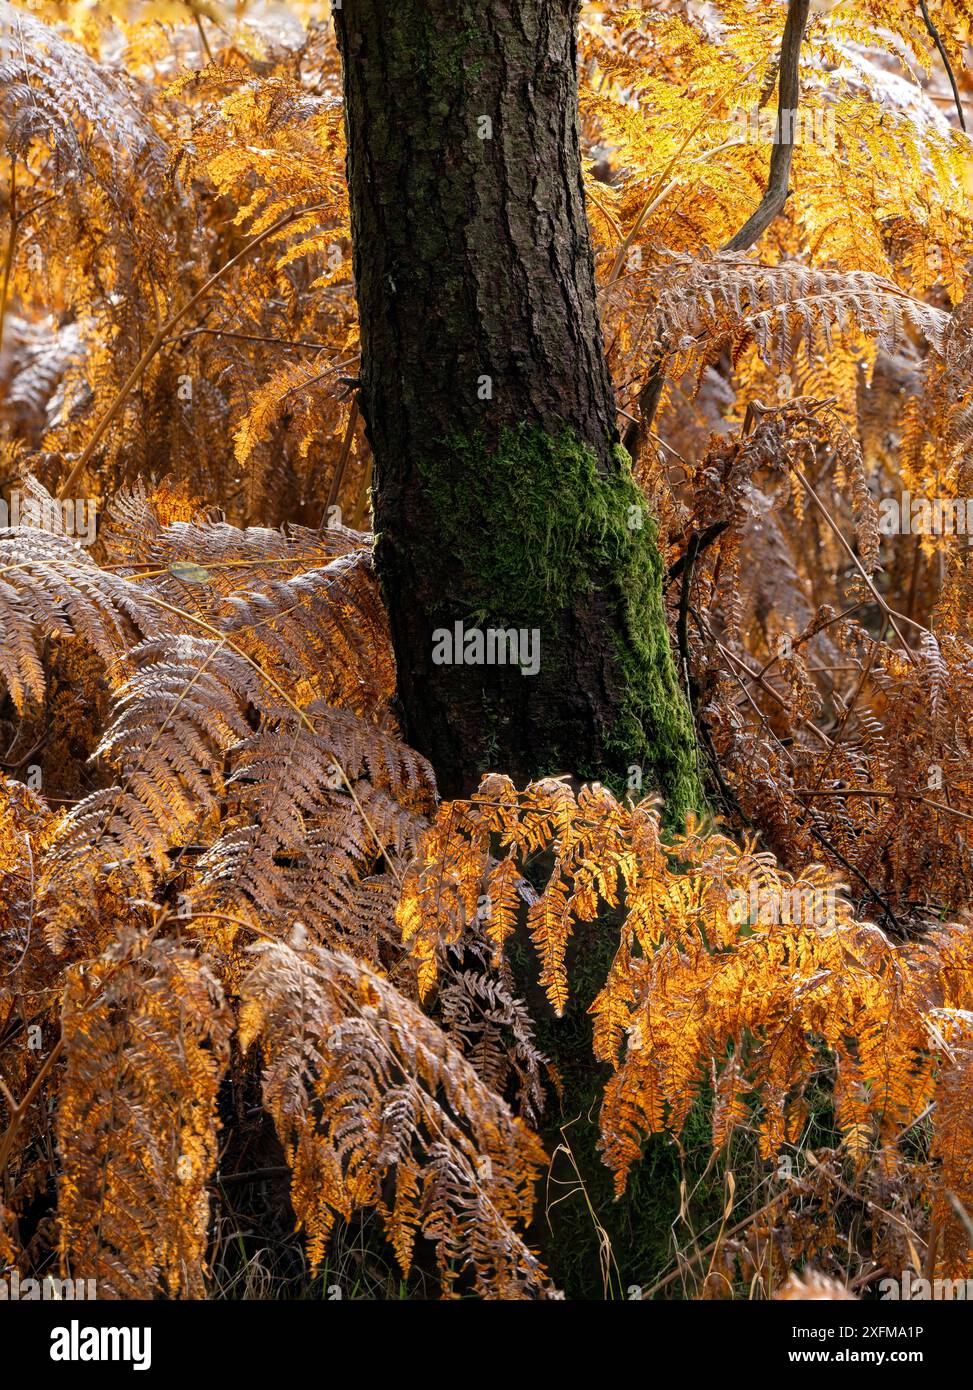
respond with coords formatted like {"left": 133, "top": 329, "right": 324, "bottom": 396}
{"left": 101, "top": 482, "right": 365, "bottom": 578}
{"left": 238, "top": 939, "right": 554, "bottom": 1298}
{"left": 929, "top": 1012, "right": 973, "bottom": 1278}
{"left": 57, "top": 929, "right": 231, "bottom": 1298}
{"left": 654, "top": 252, "right": 950, "bottom": 375}
{"left": 0, "top": 2, "right": 163, "bottom": 177}
{"left": 0, "top": 526, "right": 154, "bottom": 710}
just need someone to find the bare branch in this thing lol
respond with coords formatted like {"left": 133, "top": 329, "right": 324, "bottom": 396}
{"left": 721, "top": 0, "right": 812, "bottom": 253}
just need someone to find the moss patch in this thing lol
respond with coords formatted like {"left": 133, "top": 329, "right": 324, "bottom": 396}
{"left": 418, "top": 423, "right": 704, "bottom": 822}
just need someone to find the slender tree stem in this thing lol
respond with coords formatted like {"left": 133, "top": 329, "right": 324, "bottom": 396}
{"left": 722, "top": 0, "right": 812, "bottom": 253}
{"left": 624, "top": 0, "right": 811, "bottom": 459}
{"left": 0, "top": 155, "right": 17, "bottom": 359}
{"left": 918, "top": 0, "right": 966, "bottom": 131}
{"left": 322, "top": 394, "right": 359, "bottom": 524}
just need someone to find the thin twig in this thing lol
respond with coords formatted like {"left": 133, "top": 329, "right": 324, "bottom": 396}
{"left": 665, "top": 520, "right": 730, "bottom": 588}
{"left": 793, "top": 786, "right": 973, "bottom": 825}
{"left": 640, "top": 1192, "right": 789, "bottom": 1299}
{"left": 161, "top": 326, "right": 335, "bottom": 352}
{"left": 918, "top": 0, "right": 966, "bottom": 131}
{"left": 676, "top": 531, "right": 700, "bottom": 713}
{"left": 722, "top": 0, "right": 812, "bottom": 253}
{"left": 790, "top": 463, "right": 919, "bottom": 657}
{"left": 0, "top": 1036, "right": 63, "bottom": 1176}
{"left": 605, "top": 59, "right": 765, "bottom": 289}
{"left": 0, "top": 154, "right": 17, "bottom": 358}
{"left": 194, "top": 12, "right": 215, "bottom": 65}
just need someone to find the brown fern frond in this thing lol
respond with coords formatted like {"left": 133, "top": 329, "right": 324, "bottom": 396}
{"left": 239, "top": 939, "right": 553, "bottom": 1298}
{"left": 438, "top": 933, "right": 547, "bottom": 1124}
{"left": 57, "top": 929, "right": 231, "bottom": 1298}
{"left": 0, "top": 523, "right": 153, "bottom": 710}
{"left": 655, "top": 252, "right": 950, "bottom": 376}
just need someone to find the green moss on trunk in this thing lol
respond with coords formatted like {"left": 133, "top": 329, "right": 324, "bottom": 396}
{"left": 408, "top": 424, "right": 703, "bottom": 821}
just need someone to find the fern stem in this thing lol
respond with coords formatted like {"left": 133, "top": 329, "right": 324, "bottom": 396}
{"left": 790, "top": 463, "right": 921, "bottom": 658}
{"left": 0, "top": 154, "right": 17, "bottom": 361}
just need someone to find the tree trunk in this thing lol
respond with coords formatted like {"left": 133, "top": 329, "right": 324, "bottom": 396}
{"left": 335, "top": 0, "right": 700, "bottom": 816}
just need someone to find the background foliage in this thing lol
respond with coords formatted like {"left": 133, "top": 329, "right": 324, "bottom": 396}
{"left": 3, "top": 0, "right": 973, "bottom": 1299}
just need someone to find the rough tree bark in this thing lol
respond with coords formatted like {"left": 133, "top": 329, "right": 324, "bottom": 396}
{"left": 335, "top": 0, "right": 700, "bottom": 815}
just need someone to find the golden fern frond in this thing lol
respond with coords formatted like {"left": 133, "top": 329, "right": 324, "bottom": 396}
{"left": 239, "top": 938, "right": 553, "bottom": 1298}
{"left": 597, "top": 885, "right": 973, "bottom": 1195}
{"left": 399, "top": 774, "right": 579, "bottom": 1010}
{"left": 35, "top": 633, "right": 269, "bottom": 949}
{"left": 0, "top": 1, "right": 163, "bottom": 176}
{"left": 929, "top": 1014, "right": 973, "bottom": 1278}
{"left": 0, "top": 522, "right": 152, "bottom": 710}
{"left": 233, "top": 359, "right": 345, "bottom": 469}
{"left": 400, "top": 775, "right": 648, "bottom": 1015}
{"left": 655, "top": 252, "right": 949, "bottom": 375}
{"left": 774, "top": 1270, "right": 857, "bottom": 1300}
{"left": 401, "top": 773, "right": 973, "bottom": 1264}
{"left": 0, "top": 773, "right": 61, "bottom": 1263}
{"left": 57, "top": 929, "right": 230, "bottom": 1298}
